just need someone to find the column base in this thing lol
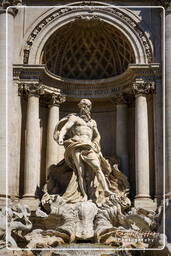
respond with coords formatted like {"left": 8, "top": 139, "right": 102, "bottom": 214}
{"left": 134, "top": 197, "right": 157, "bottom": 211}
{"left": 21, "top": 197, "right": 40, "bottom": 211}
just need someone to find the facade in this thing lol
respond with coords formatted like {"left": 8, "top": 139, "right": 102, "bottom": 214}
{"left": 0, "top": 0, "right": 171, "bottom": 255}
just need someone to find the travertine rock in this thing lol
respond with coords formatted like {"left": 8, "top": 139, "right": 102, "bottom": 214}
{"left": 0, "top": 204, "right": 32, "bottom": 249}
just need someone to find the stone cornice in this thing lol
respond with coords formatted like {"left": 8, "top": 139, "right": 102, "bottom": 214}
{"left": 41, "top": 84, "right": 61, "bottom": 95}
{"left": 41, "top": 84, "right": 66, "bottom": 106}
{"left": 14, "top": 64, "right": 160, "bottom": 99}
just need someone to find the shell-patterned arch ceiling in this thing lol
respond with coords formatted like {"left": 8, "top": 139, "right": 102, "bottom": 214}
{"left": 41, "top": 18, "right": 135, "bottom": 80}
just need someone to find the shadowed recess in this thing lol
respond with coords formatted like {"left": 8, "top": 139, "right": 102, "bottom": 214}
{"left": 41, "top": 18, "right": 135, "bottom": 80}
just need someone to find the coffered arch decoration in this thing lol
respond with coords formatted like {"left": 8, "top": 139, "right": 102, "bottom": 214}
{"left": 23, "top": 5, "right": 154, "bottom": 68}
{"left": 41, "top": 18, "right": 135, "bottom": 80}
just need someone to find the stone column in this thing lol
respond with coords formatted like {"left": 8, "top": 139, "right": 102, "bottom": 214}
{"left": 166, "top": 5, "right": 171, "bottom": 198}
{"left": 46, "top": 94, "right": 65, "bottom": 176}
{"left": 133, "top": 80, "right": 156, "bottom": 210}
{"left": 0, "top": 3, "right": 18, "bottom": 206}
{"left": 20, "top": 84, "right": 42, "bottom": 208}
{"left": 113, "top": 95, "right": 128, "bottom": 175}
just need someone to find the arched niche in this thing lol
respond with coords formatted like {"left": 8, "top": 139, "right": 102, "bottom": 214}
{"left": 40, "top": 18, "right": 135, "bottom": 80}
{"left": 23, "top": 6, "right": 154, "bottom": 66}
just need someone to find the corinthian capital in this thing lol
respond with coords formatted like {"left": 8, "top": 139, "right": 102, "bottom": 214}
{"left": 18, "top": 83, "right": 44, "bottom": 97}
{"left": 132, "top": 80, "right": 155, "bottom": 96}
{"left": 0, "top": 0, "right": 22, "bottom": 9}
{"left": 49, "top": 94, "right": 66, "bottom": 107}
{"left": 158, "top": 0, "right": 171, "bottom": 9}
{"left": 0, "top": 0, "right": 22, "bottom": 15}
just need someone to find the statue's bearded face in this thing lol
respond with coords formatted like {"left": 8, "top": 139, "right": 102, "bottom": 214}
{"left": 78, "top": 99, "right": 92, "bottom": 118}
{"left": 80, "top": 103, "right": 91, "bottom": 115}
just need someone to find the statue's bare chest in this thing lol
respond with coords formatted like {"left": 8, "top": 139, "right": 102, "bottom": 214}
{"left": 70, "top": 117, "right": 94, "bottom": 136}
{"left": 75, "top": 117, "right": 94, "bottom": 129}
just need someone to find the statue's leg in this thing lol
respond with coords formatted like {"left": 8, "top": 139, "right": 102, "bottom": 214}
{"left": 86, "top": 158, "right": 114, "bottom": 196}
{"left": 72, "top": 150, "right": 87, "bottom": 200}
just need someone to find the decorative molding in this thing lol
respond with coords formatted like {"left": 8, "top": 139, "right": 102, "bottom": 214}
{"left": 23, "top": 7, "right": 71, "bottom": 64}
{"left": 103, "top": 8, "right": 152, "bottom": 63}
{"left": 23, "top": 49, "right": 30, "bottom": 65}
{"left": 132, "top": 80, "right": 155, "bottom": 96}
{"left": 41, "top": 84, "right": 61, "bottom": 95}
{"left": 74, "top": 15, "right": 100, "bottom": 22}
{"left": 23, "top": 7, "right": 153, "bottom": 64}
{"left": 79, "top": 1, "right": 96, "bottom": 6}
